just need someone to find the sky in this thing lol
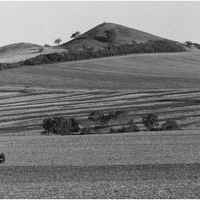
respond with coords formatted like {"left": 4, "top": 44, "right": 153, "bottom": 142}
{"left": 0, "top": 1, "right": 200, "bottom": 47}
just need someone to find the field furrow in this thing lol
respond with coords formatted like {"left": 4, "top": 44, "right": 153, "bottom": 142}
{"left": 1, "top": 85, "right": 200, "bottom": 135}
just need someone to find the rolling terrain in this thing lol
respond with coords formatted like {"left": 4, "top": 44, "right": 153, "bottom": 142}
{"left": 0, "top": 43, "right": 67, "bottom": 63}
{"left": 1, "top": 50, "right": 200, "bottom": 198}
{"left": 0, "top": 52, "right": 200, "bottom": 90}
{"left": 0, "top": 22, "right": 186, "bottom": 65}
{"left": 0, "top": 52, "right": 200, "bottom": 135}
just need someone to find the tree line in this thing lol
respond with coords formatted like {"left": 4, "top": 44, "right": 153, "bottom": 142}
{"left": 0, "top": 39, "right": 186, "bottom": 70}
{"left": 23, "top": 40, "right": 186, "bottom": 66}
{"left": 41, "top": 112, "right": 180, "bottom": 136}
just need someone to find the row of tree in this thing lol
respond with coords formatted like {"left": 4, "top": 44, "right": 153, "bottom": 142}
{"left": 41, "top": 112, "right": 180, "bottom": 136}
{"left": 53, "top": 31, "right": 81, "bottom": 46}
{"left": 23, "top": 40, "right": 186, "bottom": 66}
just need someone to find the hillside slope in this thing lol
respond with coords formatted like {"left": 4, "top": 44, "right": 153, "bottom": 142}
{"left": 0, "top": 23, "right": 186, "bottom": 65}
{"left": 0, "top": 52, "right": 200, "bottom": 90}
{"left": 59, "top": 22, "right": 166, "bottom": 51}
{"left": 0, "top": 43, "right": 67, "bottom": 63}
{"left": 0, "top": 52, "right": 200, "bottom": 135}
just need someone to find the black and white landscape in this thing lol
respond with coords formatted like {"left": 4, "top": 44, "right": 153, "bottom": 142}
{"left": 1, "top": 1, "right": 200, "bottom": 198}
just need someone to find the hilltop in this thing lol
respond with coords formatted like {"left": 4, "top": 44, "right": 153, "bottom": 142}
{"left": 59, "top": 22, "right": 165, "bottom": 51}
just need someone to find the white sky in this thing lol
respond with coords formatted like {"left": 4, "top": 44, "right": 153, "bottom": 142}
{"left": 0, "top": 1, "right": 200, "bottom": 47}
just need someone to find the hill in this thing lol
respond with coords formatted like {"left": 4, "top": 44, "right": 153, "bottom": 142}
{"left": 59, "top": 22, "right": 166, "bottom": 51}
{"left": 0, "top": 23, "right": 187, "bottom": 67}
{"left": 0, "top": 42, "right": 67, "bottom": 63}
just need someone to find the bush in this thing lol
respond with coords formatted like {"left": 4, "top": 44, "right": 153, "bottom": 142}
{"left": 80, "top": 126, "right": 93, "bottom": 135}
{"left": 44, "top": 44, "right": 51, "bottom": 47}
{"left": 142, "top": 113, "right": 159, "bottom": 131}
{"left": 109, "top": 119, "right": 139, "bottom": 133}
{"left": 81, "top": 125, "right": 106, "bottom": 135}
{"left": 185, "top": 41, "right": 193, "bottom": 47}
{"left": 42, "top": 116, "right": 80, "bottom": 135}
{"left": 161, "top": 119, "right": 180, "bottom": 131}
{"left": 88, "top": 110, "right": 103, "bottom": 121}
{"left": 126, "top": 119, "right": 140, "bottom": 132}
{"left": 42, "top": 118, "right": 53, "bottom": 134}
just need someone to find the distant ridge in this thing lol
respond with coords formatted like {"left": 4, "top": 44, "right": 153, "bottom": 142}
{"left": 0, "top": 42, "right": 66, "bottom": 63}
{"left": 59, "top": 22, "right": 166, "bottom": 50}
{"left": 0, "top": 43, "right": 42, "bottom": 53}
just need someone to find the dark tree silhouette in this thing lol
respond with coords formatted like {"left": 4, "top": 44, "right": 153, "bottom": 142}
{"left": 54, "top": 38, "right": 62, "bottom": 45}
{"left": 142, "top": 113, "right": 159, "bottom": 131}
{"left": 71, "top": 31, "right": 81, "bottom": 39}
{"left": 161, "top": 119, "right": 180, "bottom": 131}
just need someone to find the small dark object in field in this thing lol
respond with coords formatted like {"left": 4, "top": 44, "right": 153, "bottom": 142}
{"left": 161, "top": 119, "right": 181, "bottom": 131}
{"left": 0, "top": 153, "right": 5, "bottom": 163}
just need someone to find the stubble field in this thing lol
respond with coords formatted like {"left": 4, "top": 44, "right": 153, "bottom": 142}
{"left": 1, "top": 132, "right": 200, "bottom": 198}
{"left": 1, "top": 52, "right": 200, "bottom": 198}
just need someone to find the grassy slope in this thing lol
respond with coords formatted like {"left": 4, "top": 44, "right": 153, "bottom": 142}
{"left": 0, "top": 52, "right": 200, "bottom": 90}
{"left": 60, "top": 22, "right": 165, "bottom": 50}
{"left": 0, "top": 43, "right": 67, "bottom": 63}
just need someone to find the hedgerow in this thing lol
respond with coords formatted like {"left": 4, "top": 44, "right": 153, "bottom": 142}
{"left": 0, "top": 39, "right": 186, "bottom": 70}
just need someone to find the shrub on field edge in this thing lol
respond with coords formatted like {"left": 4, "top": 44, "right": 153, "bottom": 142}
{"left": 109, "top": 119, "right": 139, "bottom": 133}
{"left": 42, "top": 116, "right": 80, "bottom": 135}
{"left": 161, "top": 119, "right": 180, "bottom": 131}
{"left": 80, "top": 126, "right": 93, "bottom": 135}
{"left": 142, "top": 113, "right": 159, "bottom": 131}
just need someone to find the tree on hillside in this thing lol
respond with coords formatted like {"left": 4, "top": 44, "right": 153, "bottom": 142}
{"left": 71, "top": 31, "right": 81, "bottom": 39}
{"left": 185, "top": 41, "right": 193, "bottom": 47}
{"left": 54, "top": 38, "right": 62, "bottom": 45}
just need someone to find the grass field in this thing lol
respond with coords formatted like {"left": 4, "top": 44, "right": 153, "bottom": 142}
{"left": 0, "top": 43, "right": 67, "bottom": 63}
{"left": 0, "top": 52, "right": 200, "bottom": 90}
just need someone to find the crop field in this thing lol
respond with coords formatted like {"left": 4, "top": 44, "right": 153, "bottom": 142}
{"left": 1, "top": 132, "right": 200, "bottom": 198}
{"left": 1, "top": 164, "right": 200, "bottom": 198}
{"left": 1, "top": 52, "right": 200, "bottom": 198}
{"left": 0, "top": 84, "right": 200, "bottom": 135}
